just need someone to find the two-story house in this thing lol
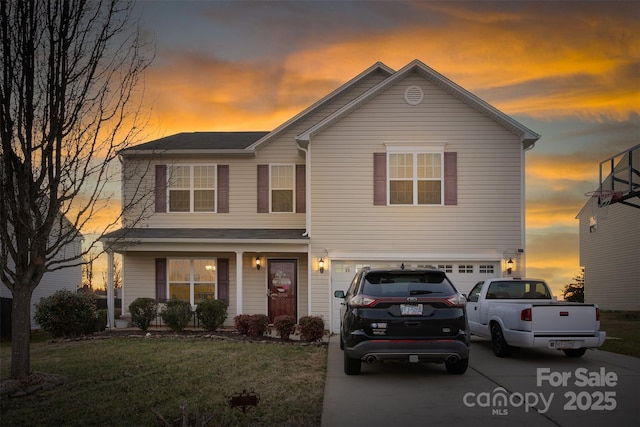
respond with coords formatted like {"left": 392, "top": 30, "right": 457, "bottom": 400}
{"left": 576, "top": 144, "right": 639, "bottom": 310}
{"left": 101, "top": 59, "right": 540, "bottom": 333}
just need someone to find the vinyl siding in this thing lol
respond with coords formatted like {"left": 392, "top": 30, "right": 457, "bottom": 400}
{"left": 121, "top": 71, "right": 388, "bottom": 229}
{"left": 306, "top": 73, "right": 526, "bottom": 324}
{"left": 117, "top": 68, "right": 530, "bottom": 329}
{"left": 308, "top": 74, "right": 523, "bottom": 252}
{"left": 122, "top": 252, "right": 309, "bottom": 324}
{"left": 578, "top": 200, "right": 640, "bottom": 310}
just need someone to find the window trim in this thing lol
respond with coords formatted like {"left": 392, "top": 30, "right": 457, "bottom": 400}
{"left": 386, "top": 147, "right": 445, "bottom": 206}
{"left": 166, "top": 164, "right": 217, "bottom": 213}
{"left": 167, "top": 257, "right": 218, "bottom": 306}
{"left": 269, "top": 163, "right": 296, "bottom": 213}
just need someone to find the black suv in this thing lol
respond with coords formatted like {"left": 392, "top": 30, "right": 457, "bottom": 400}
{"left": 334, "top": 268, "right": 470, "bottom": 375}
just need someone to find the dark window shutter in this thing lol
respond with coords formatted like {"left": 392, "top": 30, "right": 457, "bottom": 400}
{"left": 217, "top": 165, "right": 229, "bottom": 213}
{"left": 257, "top": 164, "right": 269, "bottom": 213}
{"left": 296, "top": 164, "right": 306, "bottom": 213}
{"left": 155, "top": 258, "right": 167, "bottom": 302}
{"left": 373, "top": 153, "right": 387, "bottom": 206}
{"left": 155, "top": 165, "right": 167, "bottom": 212}
{"left": 444, "top": 152, "right": 457, "bottom": 205}
{"left": 217, "top": 258, "right": 229, "bottom": 306}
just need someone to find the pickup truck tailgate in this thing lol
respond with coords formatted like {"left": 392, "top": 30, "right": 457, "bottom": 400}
{"left": 531, "top": 304, "right": 598, "bottom": 334}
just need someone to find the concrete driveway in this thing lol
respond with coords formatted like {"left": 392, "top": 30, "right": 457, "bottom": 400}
{"left": 321, "top": 336, "right": 639, "bottom": 427}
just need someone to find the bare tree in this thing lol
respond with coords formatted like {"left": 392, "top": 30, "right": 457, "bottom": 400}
{"left": 101, "top": 253, "right": 122, "bottom": 290}
{"left": 82, "top": 254, "right": 94, "bottom": 290}
{"left": 0, "top": 0, "right": 153, "bottom": 379}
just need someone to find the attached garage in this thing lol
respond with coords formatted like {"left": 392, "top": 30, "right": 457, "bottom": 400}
{"left": 329, "top": 260, "right": 501, "bottom": 333}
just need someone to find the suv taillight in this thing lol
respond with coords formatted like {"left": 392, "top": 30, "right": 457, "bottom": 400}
{"left": 445, "top": 294, "right": 467, "bottom": 307}
{"left": 350, "top": 295, "right": 378, "bottom": 307}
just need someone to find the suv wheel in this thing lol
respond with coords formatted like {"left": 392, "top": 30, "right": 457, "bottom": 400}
{"left": 563, "top": 348, "right": 587, "bottom": 358}
{"left": 491, "top": 323, "right": 512, "bottom": 357}
{"left": 445, "top": 357, "right": 469, "bottom": 375}
{"left": 344, "top": 352, "right": 361, "bottom": 375}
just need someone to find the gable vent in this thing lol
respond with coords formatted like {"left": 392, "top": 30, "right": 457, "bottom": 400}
{"left": 404, "top": 86, "right": 423, "bottom": 105}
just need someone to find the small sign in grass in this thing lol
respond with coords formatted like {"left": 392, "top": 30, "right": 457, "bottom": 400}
{"left": 0, "top": 336, "right": 326, "bottom": 426}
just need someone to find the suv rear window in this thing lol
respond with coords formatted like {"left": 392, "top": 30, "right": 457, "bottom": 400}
{"left": 362, "top": 271, "right": 456, "bottom": 297}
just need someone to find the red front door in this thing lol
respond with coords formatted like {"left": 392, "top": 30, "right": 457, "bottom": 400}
{"left": 267, "top": 259, "right": 297, "bottom": 322}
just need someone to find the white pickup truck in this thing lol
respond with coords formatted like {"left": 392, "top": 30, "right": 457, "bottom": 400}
{"left": 466, "top": 278, "right": 606, "bottom": 358}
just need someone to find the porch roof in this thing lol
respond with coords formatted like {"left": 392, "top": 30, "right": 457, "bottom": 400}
{"left": 102, "top": 228, "right": 308, "bottom": 242}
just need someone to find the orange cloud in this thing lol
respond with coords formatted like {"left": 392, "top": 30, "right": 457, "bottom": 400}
{"left": 526, "top": 231, "right": 581, "bottom": 298}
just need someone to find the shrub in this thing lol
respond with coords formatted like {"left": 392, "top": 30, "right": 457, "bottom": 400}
{"left": 195, "top": 299, "right": 227, "bottom": 331}
{"left": 298, "top": 315, "right": 325, "bottom": 342}
{"left": 129, "top": 298, "right": 158, "bottom": 332}
{"left": 248, "top": 314, "right": 270, "bottom": 337}
{"left": 160, "top": 299, "right": 193, "bottom": 332}
{"left": 273, "top": 315, "right": 296, "bottom": 340}
{"left": 34, "top": 289, "right": 96, "bottom": 338}
{"left": 234, "top": 314, "right": 251, "bottom": 335}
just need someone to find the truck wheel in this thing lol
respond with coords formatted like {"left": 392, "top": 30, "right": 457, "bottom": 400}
{"left": 445, "top": 357, "right": 469, "bottom": 375}
{"left": 563, "top": 348, "right": 587, "bottom": 358}
{"left": 491, "top": 323, "right": 512, "bottom": 357}
{"left": 344, "top": 352, "right": 361, "bottom": 375}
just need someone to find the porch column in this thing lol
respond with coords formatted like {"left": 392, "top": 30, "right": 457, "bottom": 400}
{"left": 236, "top": 251, "right": 244, "bottom": 315}
{"left": 106, "top": 249, "right": 115, "bottom": 329}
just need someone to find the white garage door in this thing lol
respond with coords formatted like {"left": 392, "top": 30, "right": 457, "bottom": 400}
{"left": 330, "top": 261, "right": 500, "bottom": 333}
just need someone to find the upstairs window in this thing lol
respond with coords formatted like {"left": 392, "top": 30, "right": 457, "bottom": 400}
{"left": 388, "top": 152, "right": 442, "bottom": 205}
{"left": 168, "top": 165, "right": 216, "bottom": 212}
{"left": 271, "top": 165, "right": 294, "bottom": 212}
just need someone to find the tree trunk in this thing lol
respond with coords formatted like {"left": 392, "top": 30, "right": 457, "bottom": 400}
{"left": 10, "top": 287, "right": 34, "bottom": 379}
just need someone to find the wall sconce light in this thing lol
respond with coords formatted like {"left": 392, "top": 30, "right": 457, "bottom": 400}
{"left": 255, "top": 256, "right": 261, "bottom": 270}
{"left": 319, "top": 258, "right": 325, "bottom": 274}
{"left": 507, "top": 257, "right": 514, "bottom": 274}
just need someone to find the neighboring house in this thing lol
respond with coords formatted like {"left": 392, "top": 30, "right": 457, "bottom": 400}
{"left": 101, "top": 59, "right": 540, "bottom": 333}
{"left": 577, "top": 144, "right": 640, "bottom": 310}
{"left": 0, "top": 219, "right": 83, "bottom": 330}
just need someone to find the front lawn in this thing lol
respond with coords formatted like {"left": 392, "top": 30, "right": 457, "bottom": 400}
{"left": 599, "top": 310, "right": 640, "bottom": 358}
{"left": 1, "top": 335, "right": 327, "bottom": 426}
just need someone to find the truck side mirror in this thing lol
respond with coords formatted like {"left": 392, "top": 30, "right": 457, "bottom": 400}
{"left": 334, "top": 290, "right": 346, "bottom": 299}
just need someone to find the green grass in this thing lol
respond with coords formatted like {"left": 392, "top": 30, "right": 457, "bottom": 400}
{"left": 1, "top": 336, "right": 327, "bottom": 426}
{"left": 599, "top": 311, "right": 640, "bottom": 358}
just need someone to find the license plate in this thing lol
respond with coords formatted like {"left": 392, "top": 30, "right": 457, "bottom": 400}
{"left": 554, "top": 340, "right": 575, "bottom": 349}
{"left": 400, "top": 304, "right": 423, "bottom": 316}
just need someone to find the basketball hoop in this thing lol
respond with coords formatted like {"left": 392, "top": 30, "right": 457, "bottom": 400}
{"left": 584, "top": 189, "right": 621, "bottom": 221}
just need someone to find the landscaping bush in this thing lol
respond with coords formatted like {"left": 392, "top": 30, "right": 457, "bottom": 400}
{"left": 129, "top": 298, "right": 158, "bottom": 332}
{"left": 195, "top": 299, "right": 227, "bottom": 331}
{"left": 248, "top": 314, "right": 270, "bottom": 337}
{"left": 34, "top": 289, "right": 96, "bottom": 337}
{"left": 273, "top": 315, "right": 296, "bottom": 340}
{"left": 298, "top": 315, "right": 325, "bottom": 342}
{"left": 160, "top": 299, "right": 193, "bottom": 332}
{"left": 234, "top": 314, "right": 251, "bottom": 335}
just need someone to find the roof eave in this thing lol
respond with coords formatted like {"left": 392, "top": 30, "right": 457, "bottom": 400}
{"left": 298, "top": 59, "right": 541, "bottom": 149}
{"left": 120, "top": 149, "right": 257, "bottom": 158}
{"left": 250, "top": 61, "right": 395, "bottom": 150}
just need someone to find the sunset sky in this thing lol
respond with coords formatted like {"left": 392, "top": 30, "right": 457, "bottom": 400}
{"left": 107, "top": 0, "right": 639, "bottom": 296}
